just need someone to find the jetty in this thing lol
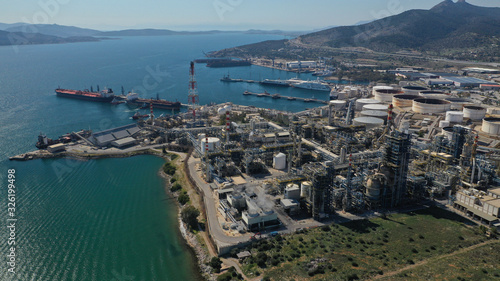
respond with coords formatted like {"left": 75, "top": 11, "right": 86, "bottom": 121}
{"left": 242, "top": 91, "right": 328, "bottom": 104}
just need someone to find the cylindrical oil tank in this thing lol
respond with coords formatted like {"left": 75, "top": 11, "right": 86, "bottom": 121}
{"left": 402, "top": 85, "right": 428, "bottom": 95}
{"left": 487, "top": 108, "right": 500, "bottom": 115}
{"left": 374, "top": 89, "right": 404, "bottom": 102}
{"left": 439, "top": 120, "right": 450, "bottom": 128}
{"left": 419, "top": 90, "right": 449, "bottom": 100}
{"left": 446, "top": 111, "right": 464, "bottom": 123}
{"left": 372, "top": 85, "right": 394, "bottom": 96}
{"left": 445, "top": 98, "right": 474, "bottom": 110}
{"left": 330, "top": 100, "right": 346, "bottom": 110}
{"left": 353, "top": 117, "right": 384, "bottom": 129}
{"left": 392, "top": 94, "right": 420, "bottom": 108}
{"left": 463, "top": 105, "right": 487, "bottom": 121}
{"left": 365, "top": 175, "right": 384, "bottom": 202}
{"left": 356, "top": 99, "right": 380, "bottom": 111}
{"left": 482, "top": 117, "right": 500, "bottom": 135}
{"left": 301, "top": 181, "right": 312, "bottom": 198}
{"left": 412, "top": 98, "right": 451, "bottom": 114}
{"left": 200, "top": 137, "right": 220, "bottom": 154}
{"left": 363, "top": 104, "right": 388, "bottom": 111}
{"left": 442, "top": 126, "right": 454, "bottom": 140}
{"left": 273, "top": 152, "right": 287, "bottom": 170}
{"left": 360, "top": 110, "right": 388, "bottom": 124}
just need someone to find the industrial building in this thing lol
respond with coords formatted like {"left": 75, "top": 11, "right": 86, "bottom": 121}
{"left": 90, "top": 123, "right": 140, "bottom": 147}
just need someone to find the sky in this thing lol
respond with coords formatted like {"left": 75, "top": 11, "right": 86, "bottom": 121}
{"left": 2, "top": 0, "right": 500, "bottom": 31}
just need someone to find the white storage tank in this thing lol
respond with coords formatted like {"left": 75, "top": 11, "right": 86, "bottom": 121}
{"left": 353, "top": 117, "right": 384, "bottom": 129}
{"left": 200, "top": 137, "right": 220, "bottom": 154}
{"left": 402, "top": 85, "right": 428, "bottom": 95}
{"left": 363, "top": 104, "right": 389, "bottom": 111}
{"left": 330, "top": 100, "right": 347, "bottom": 110}
{"left": 372, "top": 85, "right": 394, "bottom": 97}
{"left": 356, "top": 99, "right": 380, "bottom": 111}
{"left": 374, "top": 89, "right": 404, "bottom": 102}
{"left": 446, "top": 111, "right": 464, "bottom": 123}
{"left": 301, "top": 181, "right": 312, "bottom": 199}
{"left": 198, "top": 133, "right": 206, "bottom": 140}
{"left": 482, "top": 118, "right": 500, "bottom": 135}
{"left": 285, "top": 183, "right": 301, "bottom": 200}
{"left": 218, "top": 107, "right": 227, "bottom": 115}
{"left": 360, "top": 111, "right": 388, "bottom": 124}
{"left": 412, "top": 98, "right": 451, "bottom": 114}
{"left": 463, "top": 105, "right": 487, "bottom": 121}
{"left": 273, "top": 152, "right": 287, "bottom": 170}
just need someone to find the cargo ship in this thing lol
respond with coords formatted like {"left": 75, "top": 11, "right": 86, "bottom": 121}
{"left": 126, "top": 92, "right": 181, "bottom": 110}
{"left": 55, "top": 88, "right": 115, "bottom": 102}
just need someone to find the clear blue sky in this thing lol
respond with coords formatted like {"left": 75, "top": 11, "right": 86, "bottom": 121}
{"left": 2, "top": 0, "right": 500, "bottom": 31}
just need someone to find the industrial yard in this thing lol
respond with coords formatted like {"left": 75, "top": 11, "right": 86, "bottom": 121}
{"left": 10, "top": 62, "right": 500, "bottom": 280}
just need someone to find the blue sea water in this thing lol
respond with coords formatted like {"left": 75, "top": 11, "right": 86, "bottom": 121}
{"left": 0, "top": 33, "right": 337, "bottom": 280}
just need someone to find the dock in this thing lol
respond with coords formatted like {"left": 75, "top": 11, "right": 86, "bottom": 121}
{"left": 242, "top": 91, "right": 328, "bottom": 104}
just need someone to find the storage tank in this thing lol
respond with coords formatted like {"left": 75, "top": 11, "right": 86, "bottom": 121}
{"left": 285, "top": 183, "right": 300, "bottom": 200}
{"left": 439, "top": 120, "right": 450, "bottom": 128}
{"left": 446, "top": 111, "right": 464, "bottom": 123}
{"left": 445, "top": 98, "right": 474, "bottom": 110}
{"left": 301, "top": 181, "right": 312, "bottom": 199}
{"left": 200, "top": 137, "right": 220, "bottom": 154}
{"left": 442, "top": 127, "right": 454, "bottom": 140}
{"left": 360, "top": 111, "right": 388, "bottom": 124}
{"left": 463, "top": 105, "right": 487, "bottom": 121}
{"left": 412, "top": 98, "right": 451, "bottom": 114}
{"left": 330, "top": 100, "right": 347, "bottom": 110}
{"left": 273, "top": 152, "right": 287, "bottom": 170}
{"left": 374, "top": 89, "right": 404, "bottom": 102}
{"left": 363, "top": 104, "right": 388, "bottom": 111}
{"left": 419, "top": 90, "right": 449, "bottom": 100}
{"left": 356, "top": 99, "right": 380, "bottom": 111}
{"left": 402, "top": 85, "right": 428, "bottom": 95}
{"left": 353, "top": 117, "right": 384, "bottom": 129}
{"left": 218, "top": 107, "right": 227, "bottom": 115}
{"left": 392, "top": 94, "right": 420, "bottom": 108}
{"left": 372, "top": 85, "right": 394, "bottom": 96}
{"left": 198, "top": 133, "right": 206, "bottom": 140}
{"left": 482, "top": 117, "right": 500, "bottom": 135}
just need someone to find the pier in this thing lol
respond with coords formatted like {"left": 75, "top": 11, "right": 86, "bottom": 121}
{"left": 242, "top": 91, "right": 328, "bottom": 104}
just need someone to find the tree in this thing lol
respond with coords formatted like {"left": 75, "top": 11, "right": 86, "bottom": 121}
{"left": 181, "top": 205, "right": 200, "bottom": 230}
{"left": 178, "top": 192, "right": 190, "bottom": 205}
{"left": 209, "top": 257, "right": 223, "bottom": 273}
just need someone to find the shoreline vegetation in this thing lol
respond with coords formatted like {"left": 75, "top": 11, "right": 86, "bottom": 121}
{"left": 159, "top": 149, "right": 219, "bottom": 281}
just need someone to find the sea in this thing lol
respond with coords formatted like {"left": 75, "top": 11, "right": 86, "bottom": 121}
{"left": 0, "top": 33, "right": 358, "bottom": 281}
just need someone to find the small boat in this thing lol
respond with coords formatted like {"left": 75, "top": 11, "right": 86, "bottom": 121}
{"left": 243, "top": 91, "right": 251, "bottom": 95}
{"left": 287, "top": 96, "right": 296, "bottom": 101}
{"left": 272, "top": 94, "right": 281, "bottom": 99}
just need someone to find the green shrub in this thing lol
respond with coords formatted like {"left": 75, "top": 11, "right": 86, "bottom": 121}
{"left": 170, "top": 183, "right": 182, "bottom": 192}
{"left": 178, "top": 192, "right": 190, "bottom": 205}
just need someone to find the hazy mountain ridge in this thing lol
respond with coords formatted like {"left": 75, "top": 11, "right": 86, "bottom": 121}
{"left": 210, "top": 0, "right": 500, "bottom": 62}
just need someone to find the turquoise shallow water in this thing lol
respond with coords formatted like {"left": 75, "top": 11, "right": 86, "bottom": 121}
{"left": 1, "top": 156, "right": 197, "bottom": 281}
{"left": 0, "top": 33, "right": 336, "bottom": 280}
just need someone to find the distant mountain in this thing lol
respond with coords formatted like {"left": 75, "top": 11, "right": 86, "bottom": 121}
{"left": 5, "top": 24, "right": 100, "bottom": 38}
{"left": 0, "top": 22, "right": 27, "bottom": 30}
{"left": 210, "top": 0, "right": 500, "bottom": 61}
{"left": 0, "top": 30, "right": 100, "bottom": 46}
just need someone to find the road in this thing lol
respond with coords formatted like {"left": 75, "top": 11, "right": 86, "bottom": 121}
{"left": 187, "top": 156, "right": 251, "bottom": 248}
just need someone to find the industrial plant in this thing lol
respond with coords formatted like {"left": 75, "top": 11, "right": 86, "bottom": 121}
{"left": 13, "top": 62, "right": 500, "bottom": 254}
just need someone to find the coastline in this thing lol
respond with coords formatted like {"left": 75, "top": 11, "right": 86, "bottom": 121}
{"left": 159, "top": 152, "right": 217, "bottom": 281}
